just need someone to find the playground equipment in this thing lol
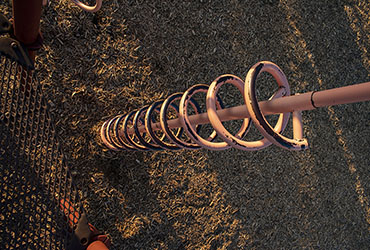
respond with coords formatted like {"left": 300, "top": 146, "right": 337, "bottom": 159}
{"left": 101, "top": 62, "right": 370, "bottom": 152}
{"left": 71, "top": 0, "right": 102, "bottom": 12}
{"left": 1, "top": 0, "right": 370, "bottom": 248}
{"left": 42, "top": 0, "right": 102, "bottom": 12}
{"left": 0, "top": 0, "right": 109, "bottom": 249}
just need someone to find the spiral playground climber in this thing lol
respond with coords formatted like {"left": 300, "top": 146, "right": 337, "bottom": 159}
{"left": 100, "top": 61, "right": 370, "bottom": 152}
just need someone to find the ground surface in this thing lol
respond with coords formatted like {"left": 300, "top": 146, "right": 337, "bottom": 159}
{"left": 2, "top": 0, "right": 370, "bottom": 249}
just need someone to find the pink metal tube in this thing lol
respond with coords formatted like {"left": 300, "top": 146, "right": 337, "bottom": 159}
{"left": 125, "top": 81, "right": 370, "bottom": 135}
{"left": 312, "top": 81, "right": 370, "bottom": 108}
{"left": 292, "top": 111, "right": 303, "bottom": 140}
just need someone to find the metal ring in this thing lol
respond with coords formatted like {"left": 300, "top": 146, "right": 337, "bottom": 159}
{"left": 100, "top": 119, "right": 121, "bottom": 151}
{"left": 122, "top": 110, "right": 149, "bottom": 151}
{"left": 160, "top": 93, "right": 202, "bottom": 150}
{"left": 206, "top": 75, "right": 253, "bottom": 150}
{"left": 179, "top": 84, "right": 228, "bottom": 150}
{"left": 113, "top": 114, "right": 138, "bottom": 150}
{"left": 133, "top": 106, "right": 163, "bottom": 151}
{"left": 245, "top": 61, "right": 308, "bottom": 150}
{"left": 145, "top": 100, "right": 183, "bottom": 150}
{"left": 208, "top": 73, "right": 287, "bottom": 151}
{"left": 107, "top": 115, "right": 132, "bottom": 151}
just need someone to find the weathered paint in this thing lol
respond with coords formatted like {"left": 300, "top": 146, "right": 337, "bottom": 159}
{"left": 245, "top": 61, "right": 308, "bottom": 151}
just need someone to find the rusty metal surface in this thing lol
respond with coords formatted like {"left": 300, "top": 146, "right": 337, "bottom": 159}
{"left": 0, "top": 52, "right": 83, "bottom": 249}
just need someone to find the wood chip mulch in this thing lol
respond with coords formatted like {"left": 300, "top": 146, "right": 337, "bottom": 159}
{"left": 2, "top": 0, "right": 370, "bottom": 249}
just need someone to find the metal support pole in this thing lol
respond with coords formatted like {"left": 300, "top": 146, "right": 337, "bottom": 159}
{"left": 9, "top": 1, "right": 110, "bottom": 248}
{"left": 12, "top": 0, "right": 43, "bottom": 61}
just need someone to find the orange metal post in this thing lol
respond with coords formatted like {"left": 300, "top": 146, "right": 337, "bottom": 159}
{"left": 87, "top": 241, "right": 109, "bottom": 250}
{"left": 12, "top": 0, "right": 43, "bottom": 61}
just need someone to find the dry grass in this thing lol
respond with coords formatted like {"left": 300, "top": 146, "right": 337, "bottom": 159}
{"left": 2, "top": 0, "right": 370, "bottom": 249}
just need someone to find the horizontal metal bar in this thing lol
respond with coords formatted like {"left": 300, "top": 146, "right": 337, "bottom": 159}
{"left": 126, "top": 81, "right": 370, "bottom": 134}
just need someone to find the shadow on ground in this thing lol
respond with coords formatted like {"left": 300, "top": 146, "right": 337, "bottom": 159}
{"left": 2, "top": 0, "right": 369, "bottom": 249}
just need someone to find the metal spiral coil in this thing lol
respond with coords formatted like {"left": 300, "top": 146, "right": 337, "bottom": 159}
{"left": 101, "top": 61, "right": 310, "bottom": 152}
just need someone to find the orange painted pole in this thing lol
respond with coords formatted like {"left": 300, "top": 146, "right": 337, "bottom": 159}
{"left": 12, "top": 0, "right": 43, "bottom": 62}
{"left": 87, "top": 241, "right": 110, "bottom": 250}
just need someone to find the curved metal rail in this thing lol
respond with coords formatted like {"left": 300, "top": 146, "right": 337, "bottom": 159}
{"left": 72, "top": 0, "right": 102, "bottom": 12}
{"left": 43, "top": 0, "right": 103, "bottom": 12}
